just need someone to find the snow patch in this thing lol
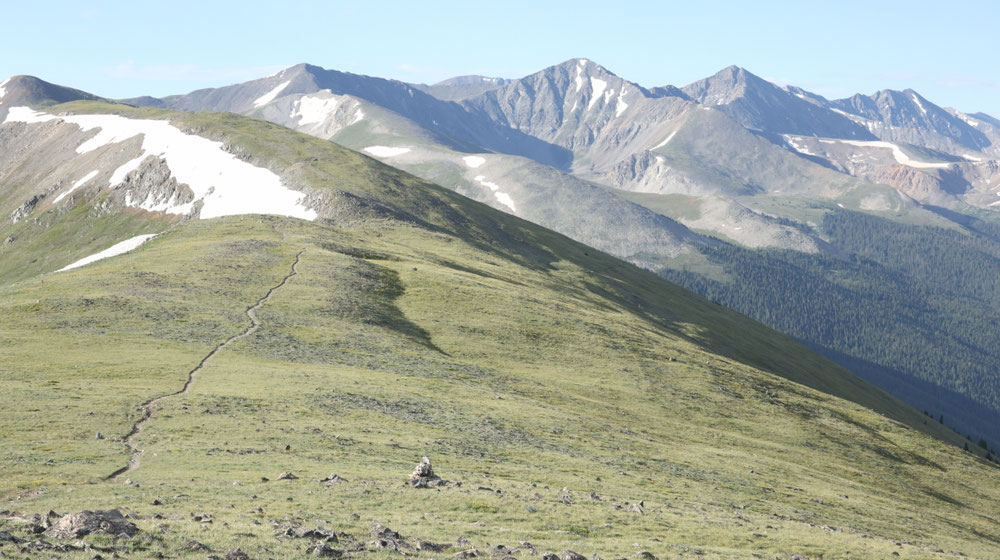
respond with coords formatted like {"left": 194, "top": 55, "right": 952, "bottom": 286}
{"left": 652, "top": 130, "right": 677, "bottom": 150}
{"left": 462, "top": 155, "right": 486, "bottom": 168}
{"left": 364, "top": 146, "right": 410, "bottom": 157}
{"left": 962, "top": 153, "right": 983, "bottom": 162}
{"left": 783, "top": 134, "right": 821, "bottom": 157}
{"left": 109, "top": 155, "right": 147, "bottom": 187}
{"left": 0, "top": 78, "right": 8, "bottom": 102}
{"left": 7, "top": 108, "right": 316, "bottom": 220}
{"left": 351, "top": 108, "right": 365, "bottom": 124}
{"left": 574, "top": 63, "right": 584, "bottom": 94}
{"left": 54, "top": 170, "right": 98, "bottom": 204}
{"left": 292, "top": 94, "right": 339, "bottom": 126}
{"left": 615, "top": 87, "right": 629, "bottom": 117}
{"left": 911, "top": 94, "right": 927, "bottom": 116}
{"left": 956, "top": 112, "right": 981, "bottom": 127}
{"left": 588, "top": 78, "right": 607, "bottom": 110}
{"left": 253, "top": 80, "right": 291, "bottom": 108}
{"left": 4, "top": 106, "right": 57, "bottom": 124}
{"left": 473, "top": 175, "right": 516, "bottom": 212}
{"left": 58, "top": 234, "right": 158, "bottom": 272}
{"left": 832, "top": 139, "right": 953, "bottom": 169}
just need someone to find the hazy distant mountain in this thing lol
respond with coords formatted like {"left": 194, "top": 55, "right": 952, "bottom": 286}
{"left": 0, "top": 75, "right": 104, "bottom": 120}
{"left": 413, "top": 75, "right": 511, "bottom": 101}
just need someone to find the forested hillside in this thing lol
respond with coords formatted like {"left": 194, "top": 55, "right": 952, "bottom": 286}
{"left": 664, "top": 210, "right": 1000, "bottom": 448}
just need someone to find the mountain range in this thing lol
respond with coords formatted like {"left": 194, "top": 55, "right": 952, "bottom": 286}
{"left": 1, "top": 61, "right": 1000, "bottom": 558}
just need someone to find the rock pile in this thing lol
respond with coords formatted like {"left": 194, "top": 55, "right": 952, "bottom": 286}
{"left": 409, "top": 456, "right": 446, "bottom": 488}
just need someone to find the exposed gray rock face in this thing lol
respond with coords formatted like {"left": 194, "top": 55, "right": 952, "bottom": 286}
{"left": 44, "top": 509, "right": 138, "bottom": 539}
{"left": 681, "top": 65, "right": 873, "bottom": 139}
{"left": 459, "top": 58, "right": 694, "bottom": 170}
{"left": 831, "top": 89, "right": 995, "bottom": 155}
{"left": 108, "top": 156, "right": 197, "bottom": 218}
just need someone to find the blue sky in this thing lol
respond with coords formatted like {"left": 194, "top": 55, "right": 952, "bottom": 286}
{"left": 4, "top": 0, "right": 999, "bottom": 114}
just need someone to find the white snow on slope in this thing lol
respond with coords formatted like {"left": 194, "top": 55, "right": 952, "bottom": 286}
{"left": 462, "top": 155, "right": 486, "bottom": 168}
{"left": 588, "top": 78, "right": 607, "bottom": 111}
{"left": 0, "top": 78, "right": 8, "bottom": 102}
{"left": 956, "top": 112, "right": 981, "bottom": 128}
{"left": 911, "top": 94, "right": 927, "bottom": 116}
{"left": 575, "top": 61, "right": 584, "bottom": 93}
{"left": 963, "top": 153, "right": 984, "bottom": 162}
{"left": 53, "top": 170, "right": 98, "bottom": 204}
{"left": 351, "top": 108, "right": 365, "bottom": 124}
{"left": 5, "top": 107, "right": 317, "bottom": 220}
{"left": 253, "top": 81, "right": 291, "bottom": 108}
{"left": 364, "top": 146, "right": 410, "bottom": 157}
{"left": 821, "top": 138, "right": 953, "bottom": 169}
{"left": 293, "top": 94, "right": 339, "bottom": 126}
{"left": 58, "top": 234, "right": 158, "bottom": 272}
{"left": 652, "top": 130, "right": 677, "bottom": 150}
{"left": 473, "top": 175, "right": 516, "bottom": 212}
{"left": 4, "top": 106, "right": 56, "bottom": 123}
{"left": 615, "top": 87, "right": 629, "bottom": 117}
{"left": 783, "top": 134, "right": 820, "bottom": 157}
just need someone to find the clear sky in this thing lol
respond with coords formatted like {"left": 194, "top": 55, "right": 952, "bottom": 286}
{"left": 4, "top": 0, "right": 998, "bottom": 114}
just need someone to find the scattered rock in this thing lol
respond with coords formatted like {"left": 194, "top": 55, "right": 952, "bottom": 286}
{"left": 625, "top": 501, "right": 644, "bottom": 514}
{"left": 287, "top": 527, "right": 339, "bottom": 542}
{"left": 4, "top": 235, "right": 15, "bottom": 245}
{"left": 418, "top": 541, "right": 451, "bottom": 552}
{"left": 456, "top": 536, "right": 471, "bottom": 547}
{"left": 192, "top": 512, "right": 214, "bottom": 523}
{"left": 44, "top": 509, "right": 138, "bottom": 539}
{"left": 490, "top": 544, "right": 517, "bottom": 556}
{"left": 456, "top": 549, "right": 481, "bottom": 559}
{"left": 95, "top": 432, "right": 104, "bottom": 440}
{"left": 561, "top": 550, "right": 587, "bottom": 560}
{"left": 260, "top": 477, "right": 270, "bottom": 482}
{"left": 311, "top": 543, "right": 343, "bottom": 558}
{"left": 181, "top": 539, "right": 211, "bottom": 552}
{"left": 225, "top": 548, "right": 251, "bottom": 560}
{"left": 634, "top": 553, "right": 657, "bottom": 560}
{"left": 370, "top": 523, "right": 410, "bottom": 550}
{"left": 319, "top": 474, "right": 348, "bottom": 484}
{"left": 0, "top": 530, "right": 22, "bottom": 544}
{"left": 542, "top": 554, "right": 559, "bottom": 560}
{"left": 277, "top": 472, "right": 299, "bottom": 480}
{"left": 409, "top": 456, "right": 446, "bottom": 488}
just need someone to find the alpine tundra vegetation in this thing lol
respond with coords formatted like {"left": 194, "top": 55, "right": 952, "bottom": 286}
{"left": 1, "top": 57, "right": 999, "bottom": 559}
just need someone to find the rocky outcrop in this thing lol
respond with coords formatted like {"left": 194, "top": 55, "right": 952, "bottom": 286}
{"left": 44, "top": 509, "right": 138, "bottom": 539}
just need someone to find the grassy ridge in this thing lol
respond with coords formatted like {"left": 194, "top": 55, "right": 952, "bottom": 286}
{"left": 0, "top": 104, "right": 997, "bottom": 558}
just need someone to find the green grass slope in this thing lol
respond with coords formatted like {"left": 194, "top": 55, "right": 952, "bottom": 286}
{"left": 0, "top": 103, "right": 997, "bottom": 559}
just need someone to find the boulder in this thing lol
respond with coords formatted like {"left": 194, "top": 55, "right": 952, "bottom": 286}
{"left": 409, "top": 456, "right": 446, "bottom": 488}
{"left": 44, "top": 509, "right": 138, "bottom": 539}
{"left": 311, "top": 543, "right": 343, "bottom": 558}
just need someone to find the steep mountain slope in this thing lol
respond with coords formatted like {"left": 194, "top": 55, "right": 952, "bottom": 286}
{"left": 1, "top": 101, "right": 999, "bottom": 559}
{"left": 128, "top": 65, "right": 710, "bottom": 266}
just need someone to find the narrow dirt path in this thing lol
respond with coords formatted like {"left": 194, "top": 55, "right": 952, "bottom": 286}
{"left": 107, "top": 250, "right": 305, "bottom": 480}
